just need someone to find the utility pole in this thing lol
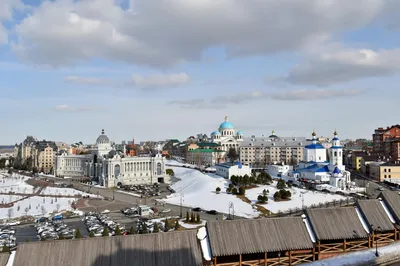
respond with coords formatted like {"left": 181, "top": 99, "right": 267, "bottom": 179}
{"left": 180, "top": 193, "right": 184, "bottom": 218}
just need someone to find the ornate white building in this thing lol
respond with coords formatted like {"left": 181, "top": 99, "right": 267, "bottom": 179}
{"left": 286, "top": 130, "right": 351, "bottom": 189}
{"left": 210, "top": 116, "right": 244, "bottom": 152}
{"left": 54, "top": 130, "right": 167, "bottom": 187}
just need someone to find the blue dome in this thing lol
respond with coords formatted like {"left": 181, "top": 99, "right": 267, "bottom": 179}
{"left": 333, "top": 166, "right": 341, "bottom": 175}
{"left": 332, "top": 137, "right": 339, "bottom": 141}
{"left": 219, "top": 121, "right": 234, "bottom": 129}
{"left": 237, "top": 131, "right": 244, "bottom": 135}
{"left": 211, "top": 131, "right": 221, "bottom": 135}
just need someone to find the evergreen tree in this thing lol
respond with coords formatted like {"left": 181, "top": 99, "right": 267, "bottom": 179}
{"left": 232, "top": 187, "right": 238, "bottom": 195}
{"left": 153, "top": 223, "right": 160, "bottom": 233}
{"left": 115, "top": 226, "right": 122, "bottom": 236}
{"left": 75, "top": 228, "right": 83, "bottom": 239}
{"left": 101, "top": 227, "right": 109, "bottom": 237}
{"left": 40, "top": 237, "right": 46, "bottom": 241}
{"left": 273, "top": 191, "right": 282, "bottom": 201}
{"left": 215, "top": 187, "right": 221, "bottom": 194}
{"left": 2, "top": 243, "right": 9, "bottom": 253}
{"left": 164, "top": 218, "right": 170, "bottom": 232}
{"left": 89, "top": 231, "right": 95, "bottom": 237}
{"left": 26, "top": 238, "right": 30, "bottom": 242}
{"left": 196, "top": 213, "right": 201, "bottom": 224}
{"left": 58, "top": 233, "right": 65, "bottom": 240}
{"left": 141, "top": 223, "right": 148, "bottom": 234}
{"left": 190, "top": 212, "right": 195, "bottom": 223}
{"left": 174, "top": 220, "right": 180, "bottom": 230}
{"left": 186, "top": 211, "right": 190, "bottom": 222}
{"left": 129, "top": 226, "right": 136, "bottom": 235}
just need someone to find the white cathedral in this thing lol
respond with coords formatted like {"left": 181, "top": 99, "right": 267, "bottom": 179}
{"left": 210, "top": 116, "right": 244, "bottom": 151}
{"left": 54, "top": 129, "right": 167, "bottom": 188}
{"left": 288, "top": 130, "right": 351, "bottom": 189}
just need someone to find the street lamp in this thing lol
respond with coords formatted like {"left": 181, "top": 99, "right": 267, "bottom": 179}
{"left": 229, "top": 201, "right": 235, "bottom": 220}
{"left": 371, "top": 225, "right": 381, "bottom": 257}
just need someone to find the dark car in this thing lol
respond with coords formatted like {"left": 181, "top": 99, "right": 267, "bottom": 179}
{"left": 192, "top": 207, "right": 202, "bottom": 212}
{"left": 206, "top": 210, "right": 218, "bottom": 215}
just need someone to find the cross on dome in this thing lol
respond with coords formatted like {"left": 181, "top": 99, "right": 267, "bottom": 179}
{"left": 312, "top": 130, "right": 316, "bottom": 137}
{"left": 225, "top": 116, "right": 228, "bottom": 122}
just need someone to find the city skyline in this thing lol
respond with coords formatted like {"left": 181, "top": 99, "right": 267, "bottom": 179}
{"left": 1, "top": 1, "right": 400, "bottom": 143}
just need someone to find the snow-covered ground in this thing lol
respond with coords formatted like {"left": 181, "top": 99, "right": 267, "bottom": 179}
{"left": 0, "top": 196, "right": 76, "bottom": 219}
{"left": 40, "top": 187, "right": 93, "bottom": 197}
{"left": 178, "top": 219, "right": 206, "bottom": 229}
{"left": 0, "top": 195, "right": 24, "bottom": 204}
{"left": 162, "top": 161, "right": 352, "bottom": 217}
{"left": 0, "top": 172, "right": 100, "bottom": 219}
{"left": 305, "top": 242, "right": 400, "bottom": 266}
{"left": 246, "top": 182, "right": 347, "bottom": 213}
{"left": 162, "top": 166, "right": 259, "bottom": 218}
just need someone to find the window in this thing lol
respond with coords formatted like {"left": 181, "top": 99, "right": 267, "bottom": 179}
{"left": 384, "top": 169, "right": 387, "bottom": 172}
{"left": 389, "top": 169, "right": 391, "bottom": 172}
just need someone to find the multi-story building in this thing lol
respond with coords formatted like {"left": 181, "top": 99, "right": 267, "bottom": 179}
{"left": 14, "top": 136, "right": 57, "bottom": 172}
{"left": 373, "top": 125, "right": 400, "bottom": 158}
{"left": 215, "top": 162, "right": 251, "bottom": 179}
{"left": 369, "top": 161, "right": 400, "bottom": 182}
{"left": 163, "top": 139, "right": 187, "bottom": 158}
{"left": 239, "top": 132, "right": 310, "bottom": 167}
{"left": 210, "top": 116, "right": 244, "bottom": 152}
{"left": 55, "top": 129, "right": 167, "bottom": 187}
{"left": 35, "top": 140, "right": 57, "bottom": 173}
{"left": 186, "top": 148, "right": 225, "bottom": 166}
{"left": 359, "top": 155, "right": 380, "bottom": 176}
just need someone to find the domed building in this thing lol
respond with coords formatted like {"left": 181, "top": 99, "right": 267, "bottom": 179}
{"left": 55, "top": 129, "right": 167, "bottom": 188}
{"left": 211, "top": 116, "right": 244, "bottom": 152}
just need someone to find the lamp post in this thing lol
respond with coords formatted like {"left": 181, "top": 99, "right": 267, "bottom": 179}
{"left": 229, "top": 201, "right": 235, "bottom": 220}
{"left": 371, "top": 225, "right": 381, "bottom": 257}
{"left": 278, "top": 251, "right": 281, "bottom": 265}
{"left": 180, "top": 193, "right": 184, "bottom": 218}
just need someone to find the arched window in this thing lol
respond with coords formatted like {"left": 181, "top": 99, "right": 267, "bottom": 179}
{"left": 157, "top": 163, "right": 162, "bottom": 175}
{"left": 114, "top": 164, "right": 120, "bottom": 178}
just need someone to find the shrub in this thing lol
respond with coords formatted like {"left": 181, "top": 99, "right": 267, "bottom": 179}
{"left": 2, "top": 243, "right": 9, "bottom": 253}
{"left": 164, "top": 218, "right": 170, "bottom": 232}
{"left": 174, "top": 220, "right": 180, "bottom": 230}
{"left": 115, "top": 226, "right": 122, "bottom": 235}
{"left": 75, "top": 228, "right": 82, "bottom": 239}
{"left": 190, "top": 212, "right": 195, "bottom": 223}
{"left": 196, "top": 213, "right": 201, "bottom": 224}
{"left": 274, "top": 191, "right": 282, "bottom": 201}
{"left": 216, "top": 187, "right": 221, "bottom": 194}
{"left": 101, "top": 227, "right": 109, "bottom": 237}
{"left": 89, "top": 231, "right": 95, "bottom": 237}
{"left": 257, "top": 195, "right": 268, "bottom": 204}
{"left": 228, "top": 183, "right": 234, "bottom": 189}
{"left": 58, "top": 234, "right": 65, "bottom": 240}
{"left": 226, "top": 187, "right": 231, "bottom": 194}
{"left": 232, "top": 187, "right": 238, "bottom": 195}
{"left": 186, "top": 211, "right": 190, "bottom": 222}
{"left": 153, "top": 223, "right": 160, "bottom": 233}
{"left": 277, "top": 179, "right": 286, "bottom": 189}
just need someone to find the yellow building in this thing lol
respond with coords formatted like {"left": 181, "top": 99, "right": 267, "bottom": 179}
{"left": 369, "top": 161, "right": 400, "bottom": 182}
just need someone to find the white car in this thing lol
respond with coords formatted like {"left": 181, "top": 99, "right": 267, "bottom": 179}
{"left": 7, "top": 221, "right": 20, "bottom": 226}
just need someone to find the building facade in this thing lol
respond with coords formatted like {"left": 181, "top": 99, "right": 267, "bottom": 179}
{"left": 55, "top": 129, "right": 167, "bottom": 187}
{"left": 210, "top": 116, "right": 244, "bottom": 152}
{"left": 215, "top": 162, "right": 251, "bottom": 179}
{"left": 186, "top": 149, "right": 225, "bottom": 166}
{"left": 369, "top": 161, "right": 400, "bottom": 182}
{"left": 373, "top": 125, "right": 400, "bottom": 158}
{"left": 239, "top": 131, "right": 310, "bottom": 167}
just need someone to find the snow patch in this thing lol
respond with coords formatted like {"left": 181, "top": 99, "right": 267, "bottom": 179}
{"left": 380, "top": 199, "right": 396, "bottom": 224}
{"left": 197, "top": 226, "right": 212, "bottom": 261}
{"left": 355, "top": 206, "right": 370, "bottom": 234}
{"left": 303, "top": 217, "right": 316, "bottom": 243}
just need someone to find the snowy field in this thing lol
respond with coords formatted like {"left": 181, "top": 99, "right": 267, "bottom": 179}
{"left": 163, "top": 166, "right": 259, "bottom": 218}
{"left": 0, "top": 196, "right": 76, "bottom": 219}
{"left": 40, "top": 187, "right": 93, "bottom": 197}
{"left": 0, "top": 171, "right": 99, "bottom": 219}
{"left": 0, "top": 195, "right": 24, "bottom": 204}
{"left": 162, "top": 160, "right": 351, "bottom": 217}
{"left": 246, "top": 182, "right": 347, "bottom": 213}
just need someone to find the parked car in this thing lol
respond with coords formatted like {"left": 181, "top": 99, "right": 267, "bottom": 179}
{"left": 192, "top": 207, "right": 202, "bottom": 212}
{"left": 206, "top": 210, "right": 218, "bottom": 215}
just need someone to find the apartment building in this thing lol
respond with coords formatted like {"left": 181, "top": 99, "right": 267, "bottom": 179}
{"left": 36, "top": 141, "right": 58, "bottom": 173}
{"left": 373, "top": 125, "right": 400, "bottom": 158}
{"left": 370, "top": 161, "right": 400, "bottom": 182}
{"left": 239, "top": 134, "right": 311, "bottom": 167}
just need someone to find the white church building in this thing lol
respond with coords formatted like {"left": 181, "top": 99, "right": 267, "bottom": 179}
{"left": 210, "top": 116, "right": 244, "bottom": 152}
{"left": 286, "top": 130, "right": 351, "bottom": 189}
{"left": 55, "top": 129, "right": 167, "bottom": 188}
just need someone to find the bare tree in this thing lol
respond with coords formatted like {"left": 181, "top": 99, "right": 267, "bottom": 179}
{"left": 7, "top": 208, "right": 13, "bottom": 220}
{"left": 56, "top": 204, "right": 60, "bottom": 212}
{"left": 41, "top": 206, "right": 46, "bottom": 216}
{"left": 25, "top": 207, "right": 29, "bottom": 216}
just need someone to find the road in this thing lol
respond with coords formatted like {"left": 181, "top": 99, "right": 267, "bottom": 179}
{"left": 350, "top": 170, "right": 388, "bottom": 198}
{"left": 55, "top": 177, "right": 230, "bottom": 222}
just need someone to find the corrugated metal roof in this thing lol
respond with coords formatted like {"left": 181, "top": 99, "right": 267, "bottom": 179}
{"left": 13, "top": 231, "right": 203, "bottom": 266}
{"left": 206, "top": 217, "right": 314, "bottom": 257}
{"left": 380, "top": 191, "right": 400, "bottom": 223}
{"left": 0, "top": 253, "right": 9, "bottom": 266}
{"left": 357, "top": 200, "right": 395, "bottom": 232}
{"left": 307, "top": 207, "right": 369, "bottom": 241}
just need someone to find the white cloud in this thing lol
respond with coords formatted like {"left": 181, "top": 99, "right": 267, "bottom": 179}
{"left": 64, "top": 76, "right": 112, "bottom": 85}
{"left": 0, "top": 0, "right": 26, "bottom": 44}
{"left": 11, "top": 0, "right": 388, "bottom": 67}
{"left": 130, "top": 73, "right": 191, "bottom": 89}
{"left": 273, "top": 48, "right": 400, "bottom": 86}
{"left": 54, "top": 104, "right": 97, "bottom": 112}
{"left": 171, "top": 88, "right": 363, "bottom": 108}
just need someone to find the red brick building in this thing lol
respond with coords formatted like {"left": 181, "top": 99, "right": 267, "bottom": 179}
{"left": 373, "top": 125, "right": 400, "bottom": 160}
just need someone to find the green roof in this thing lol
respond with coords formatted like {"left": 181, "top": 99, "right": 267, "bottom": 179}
{"left": 189, "top": 148, "right": 224, "bottom": 153}
{"left": 197, "top": 142, "right": 221, "bottom": 147}
{"left": 169, "top": 139, "right": 180, "bottom": 143}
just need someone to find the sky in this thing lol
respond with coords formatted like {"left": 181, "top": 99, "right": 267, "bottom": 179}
{"left": 1, "top": 0, "right": 400, "bottom": 144}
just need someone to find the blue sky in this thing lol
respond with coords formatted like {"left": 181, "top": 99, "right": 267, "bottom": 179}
{"left": 1, "top": 0, "right": 400, "bottom": 144}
